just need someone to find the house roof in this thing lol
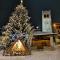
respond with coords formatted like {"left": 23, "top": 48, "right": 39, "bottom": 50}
{"left": 33, "top": 29, "right": 57, "bottom": 36}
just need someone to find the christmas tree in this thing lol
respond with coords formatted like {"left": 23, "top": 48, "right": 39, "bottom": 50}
{"left": 1, "top": 0, "right": 34, "bottom": 55}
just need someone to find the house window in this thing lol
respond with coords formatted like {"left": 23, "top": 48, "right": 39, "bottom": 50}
{"left": 47, "top": 14, "right": 49, "bottom": 18}
{"left": 44, "top": 14, "right": 46, "bottom": 18}
{"left": 44, "top": 14, "right": 49, "bottom": 18}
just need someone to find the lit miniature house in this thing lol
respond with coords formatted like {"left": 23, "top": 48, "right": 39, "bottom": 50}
{"left": 3, "top": 40, "right": 30, "bottom": 56}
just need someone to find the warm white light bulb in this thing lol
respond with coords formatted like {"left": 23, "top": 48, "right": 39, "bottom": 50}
{"left": 36, "top": 26, "right": 39, "bottom": 29}
{"left": 21, "top": 0, "right": 23, "bottom": 3}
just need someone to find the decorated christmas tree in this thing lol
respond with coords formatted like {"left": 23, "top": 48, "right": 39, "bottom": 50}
{"left": 1, "top": 0, "right": 34, "bottom": 56}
